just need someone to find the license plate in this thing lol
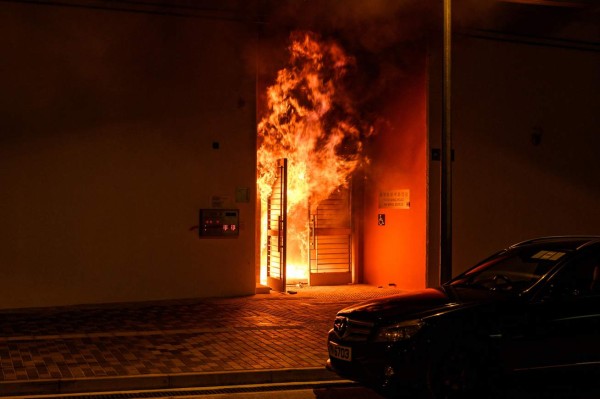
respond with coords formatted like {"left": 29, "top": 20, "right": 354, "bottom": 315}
{"left": 328, "top": 341, "right": 352, "bottom": 361}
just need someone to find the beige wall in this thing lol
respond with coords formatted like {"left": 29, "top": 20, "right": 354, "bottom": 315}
{"left": 452, "top": 35, "right": 600, "bottom": 274}
{"left": 0, "top": 3, "right": 257, "bottom": 308}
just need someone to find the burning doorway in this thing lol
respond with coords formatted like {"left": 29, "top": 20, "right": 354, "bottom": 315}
{"left": 257, "top": 32, "right": 371, "bottom": 291}
{"left": 261, "top": 157, "right": 354, "bottom": 290}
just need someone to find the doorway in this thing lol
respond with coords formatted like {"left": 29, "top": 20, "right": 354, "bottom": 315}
{"left": 262, "top": 159, "right": 354, "bottom": 292}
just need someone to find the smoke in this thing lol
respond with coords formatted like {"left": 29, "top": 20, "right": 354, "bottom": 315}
{"left": 256, "top": 0, "right": 434, "bottom": 130}
{"left": 264, "top": 0, "right": 429, "bottom": 44}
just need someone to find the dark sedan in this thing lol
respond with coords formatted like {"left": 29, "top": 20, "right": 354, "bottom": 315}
{"left": 326, "top": 236, "right": 600, "bottom": 398}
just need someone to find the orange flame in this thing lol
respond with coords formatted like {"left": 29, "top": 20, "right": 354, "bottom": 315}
{"left": 257, "top": 31, "right": 372, "bottom": 284}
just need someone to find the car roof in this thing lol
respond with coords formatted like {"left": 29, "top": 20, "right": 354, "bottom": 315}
{"left": 509, "top": 235, "right": 600, "bottom": 251}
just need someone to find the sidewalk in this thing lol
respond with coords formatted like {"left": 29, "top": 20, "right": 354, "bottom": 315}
{"left": 0, "top": 285, "right": 404, "bottom": 396}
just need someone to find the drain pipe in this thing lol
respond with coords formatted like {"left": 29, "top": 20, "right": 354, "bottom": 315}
{"left": 440, "top": 0, "right": 453, "bottom": 284}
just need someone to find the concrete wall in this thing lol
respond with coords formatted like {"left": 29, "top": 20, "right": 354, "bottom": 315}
{"left": 452, "top": 34, "right": 600, "bottom": 273}
{"left": 0, "top": 3, "right": 257, "bottom": 308}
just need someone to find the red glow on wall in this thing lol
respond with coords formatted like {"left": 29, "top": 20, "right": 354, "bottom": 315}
{"left": 362, "top": 70, "right": 427, "bottom": 291}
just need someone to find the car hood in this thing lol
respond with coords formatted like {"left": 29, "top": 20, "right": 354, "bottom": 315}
{"left": 337, "top": 286, "right": 502, "bottom": 322}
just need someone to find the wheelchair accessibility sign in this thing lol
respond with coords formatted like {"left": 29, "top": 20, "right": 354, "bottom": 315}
{"left": 378, "top": 214, "right": 385, "bottom": 226}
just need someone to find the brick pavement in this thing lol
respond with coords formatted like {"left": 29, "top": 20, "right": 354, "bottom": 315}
{"left": 0, "top": 285, "right": 403, "bottom": 394}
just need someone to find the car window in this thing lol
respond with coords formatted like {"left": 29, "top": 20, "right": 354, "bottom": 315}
{"left": 450, "top": 248, "right": 566, "bottom": 293}
{"left": 547, "top": 253, "right": 600, "bottom": 298}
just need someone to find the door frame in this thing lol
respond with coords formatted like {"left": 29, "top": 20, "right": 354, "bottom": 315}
{"left": 266, "top": 158, "right": 287, "bottom": 292}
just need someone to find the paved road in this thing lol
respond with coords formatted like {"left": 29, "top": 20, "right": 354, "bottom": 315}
{"left": 2, "top": 285, "right": 599, "bottom": 398}
{"left": 166, "top": 385, "right": 600, "bottom": 399}
{"left": 188, "top": 385, "right": 385, "bottom": 399}
{"left": 3, "top": 383, "right": 386, "bottom": 399}
{"left": 0, "top": 285, "right": 404, "bottom": 385}
{"left": 4, "top": 379, "right": 599, "bottom": 399}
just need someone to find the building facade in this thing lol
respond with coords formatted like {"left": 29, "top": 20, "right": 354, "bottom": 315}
{"left": 0, "top": 0, "right": 598, "bottom": 309}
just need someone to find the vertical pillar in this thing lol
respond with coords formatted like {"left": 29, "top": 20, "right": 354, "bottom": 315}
{"left": 440, "top": 0, "right": 453, "bottom": 284}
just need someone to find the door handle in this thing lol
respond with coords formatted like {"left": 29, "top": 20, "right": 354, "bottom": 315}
{"left": 310, "top": 215, "right": 316, "bottom": 248}
{"left": 278, "top": 215, "right": 284, "bottom": 252}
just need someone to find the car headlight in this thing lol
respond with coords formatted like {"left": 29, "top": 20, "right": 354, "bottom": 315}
{"left": 375, "top": 320, "right": 424, "bottom": 342}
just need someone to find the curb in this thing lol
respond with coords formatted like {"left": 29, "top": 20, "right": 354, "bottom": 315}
{"left": 0, "top": 367, "right": 342, "bottom": 396}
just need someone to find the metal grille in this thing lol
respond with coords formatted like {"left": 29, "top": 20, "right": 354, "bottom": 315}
{"left": 310, "top": 187, "right": 351, "bottom": 274}
{"left": 311, "top": 235, "right": 351, "bottom": 273}
{"left": 334, "top": 316, "right": 375, "bottom": 342}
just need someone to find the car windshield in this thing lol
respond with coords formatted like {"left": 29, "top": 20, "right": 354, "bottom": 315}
{"left": 449, "top": 247, "right": 570, "bottom": 293}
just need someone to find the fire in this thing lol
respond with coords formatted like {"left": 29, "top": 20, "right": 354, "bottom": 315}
{"left": 257, "top": 31, "right": 372, "bottom": 285}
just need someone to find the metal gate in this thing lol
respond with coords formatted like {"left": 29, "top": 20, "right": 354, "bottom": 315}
{"left": 266, "top": 158, "right": 287, "bottom": 292}
{"left": 309, "top": 185, "right": 352, "bottom": 285}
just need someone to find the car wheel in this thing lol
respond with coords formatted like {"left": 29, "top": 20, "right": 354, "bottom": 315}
{"left": 426, "top": 343, "right": 483, "bottom": 399}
